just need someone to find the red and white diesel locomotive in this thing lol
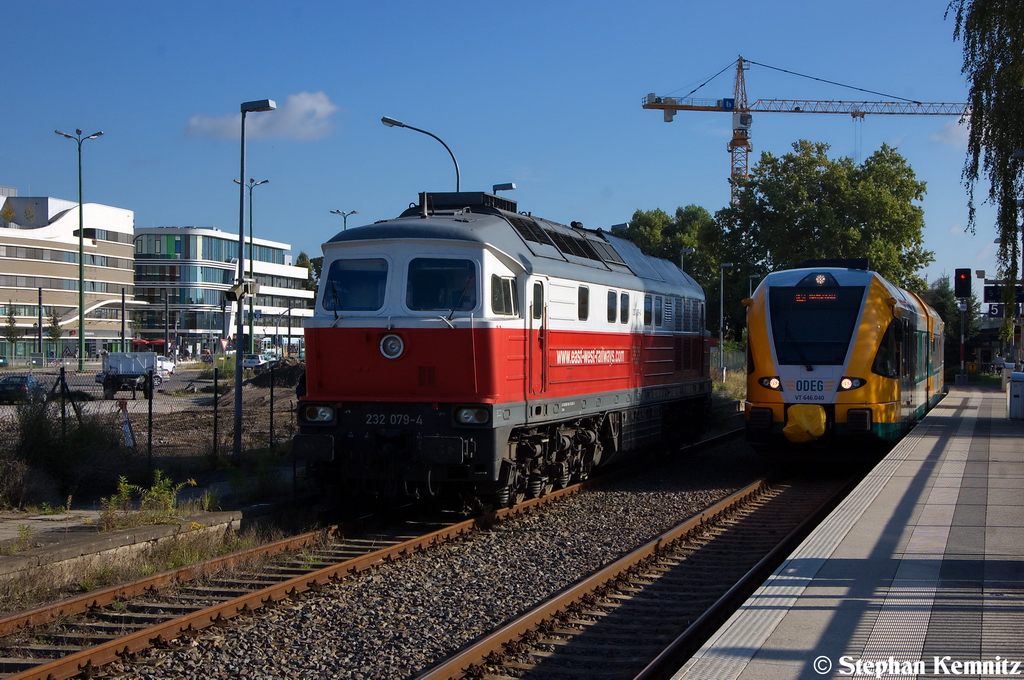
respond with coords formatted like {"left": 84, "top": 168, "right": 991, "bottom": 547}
{"left": 293, "top": 191, "right": 711, "bottom": 509}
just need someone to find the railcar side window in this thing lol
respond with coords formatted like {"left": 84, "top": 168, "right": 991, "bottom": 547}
{"left": 644, "top": 295, "right": 652, "bottom": 326}
{"left": 607, "top": 291, "right": 617, "bottom": 323}
{"left": 655, "top": 296, "right": 663, "bottom": 327}
{"left": 323, "top": 258, "right": 388, "bottom": 311}
{"left": 578, "top": 286, "right": 589, "bottom": 321}
{"left": 490, "top": 275, "right": 519, "bottom": 316}
{"left": 533, "top": 282, "right": 543, "bottom": 319}
{"left": 620, "top": 292, "right": 629, "bottom": 323}
{"left": 407, "top": 258, "right": 477, "bottom": 311}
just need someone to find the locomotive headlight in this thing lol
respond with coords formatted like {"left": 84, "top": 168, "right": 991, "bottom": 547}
{"left": 380, "top": 334, "right": 405, "bottom": 359}
{"left": 838, "top": 377, "right": 866, "bottom": 391}
{"left": 758, "top": 376, "right": 782, "bottom": 390}
{"left": 455, "top": 406, "right": 490, "bottom": 425}
{"left": 301, "top": 404, "right": 336, "bottom": 423}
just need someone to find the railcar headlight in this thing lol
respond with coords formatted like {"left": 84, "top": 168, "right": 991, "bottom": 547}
{"left": 455, "top": 407, "right": 490, "bottom": 425}
{"left": 838, "top": 376, "right": 866, "bottom": 391}
{"left": 380, "top": 334, "right": 405, "bottom": 359}
{"left": 301, "top": 404, "right": 336, "bottom": 423}
{"left": 758, "top": 376, "right": 782, "bottom": 390}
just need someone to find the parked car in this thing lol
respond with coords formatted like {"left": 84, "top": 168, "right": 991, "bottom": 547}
{"left": 155, "top": 355, "right": 175, "bottom": 374}
{"left": 0, "top": 375, "right": 47, "bottom": 403}
{"left": 242, "top": 354, "right": 268, "bottom": 370}
{"left": 0, "top": 356, "right": 8, "bottom": 368}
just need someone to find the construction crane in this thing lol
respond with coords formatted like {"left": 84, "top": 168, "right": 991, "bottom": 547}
{"left": 643, "top": 56, "right": 970, "bottom": 203}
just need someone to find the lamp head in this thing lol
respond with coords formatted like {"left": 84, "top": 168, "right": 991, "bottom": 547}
{"left": 381, "top": 116, "right": 404, "bottom": 128}
{"left": 241, "top": 99, "right": 276, "bottom": 113}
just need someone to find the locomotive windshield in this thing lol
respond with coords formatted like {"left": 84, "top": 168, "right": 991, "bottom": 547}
{"left": 323, "top": 258, "right": 388, "bottom": 311}
{"left": 768, "top": 286, "right": 865, "bottom": 365}
{"left": 406, "top": 258, "right": 477, "bottom": 312}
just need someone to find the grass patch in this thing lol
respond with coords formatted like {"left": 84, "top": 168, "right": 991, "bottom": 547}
{"left": 0, "top": 525, "right": 280, "bottom": 617}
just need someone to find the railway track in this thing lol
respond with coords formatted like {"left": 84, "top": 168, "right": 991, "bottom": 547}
{"left": 417, "top": 474, "right": 857, "bottom": 680}
{"left": 0, "top": 427, "right": 762, "bottom": 680}
{"left": 0, "top": 484, "right": 588, "bottom": 680}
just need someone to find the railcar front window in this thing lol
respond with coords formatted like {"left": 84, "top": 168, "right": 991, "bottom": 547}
{"left": 323, "top": 258, "right": 388, "bottom": 311}
{"left": 768, "top": 286, "right": 865, "bottom": 365}
{"left": 407, "top": 258, "right": 477, "bottom": 311}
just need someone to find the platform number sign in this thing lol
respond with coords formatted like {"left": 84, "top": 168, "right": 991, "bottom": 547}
{"left": 954, "top": 269, "right": 971, "bottom": 298}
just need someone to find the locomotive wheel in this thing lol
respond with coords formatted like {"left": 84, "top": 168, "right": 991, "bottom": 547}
{"left": 528, "top": 474, "right": 552, "bottom": 499}
{"left": 498, "top": 464, "right": 526, "bottom": 508}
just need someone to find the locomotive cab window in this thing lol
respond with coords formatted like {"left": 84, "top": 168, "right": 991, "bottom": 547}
{"left": 532, "top": 282, "right": 543, "bottom": 320}
{"left": 407, "top": 258, "right": 477, "bottom": 312}
{"left": 323, "top": 258, "right": 388, "bottom": 311}
{"left": 490, "top": 275, "right": 519, "bottom": 316}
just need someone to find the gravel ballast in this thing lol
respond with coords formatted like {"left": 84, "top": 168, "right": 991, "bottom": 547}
{"left": 113, "top": 439, "right": 765, "bottom": 680}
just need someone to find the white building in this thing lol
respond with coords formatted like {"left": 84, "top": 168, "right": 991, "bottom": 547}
{"left": 0, "top": 187, "right": 140, "bottom": 359}
{"left": 133, "top": 226, "right": 314, "bottom": 357}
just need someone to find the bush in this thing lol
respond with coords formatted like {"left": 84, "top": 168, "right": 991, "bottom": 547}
{"left": 12, "top": 401, "right": 130, "bottom": 501}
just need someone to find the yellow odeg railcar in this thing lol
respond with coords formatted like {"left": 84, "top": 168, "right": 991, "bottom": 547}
{"left": 744, "top": 260, "right": 944, "bottom": 454}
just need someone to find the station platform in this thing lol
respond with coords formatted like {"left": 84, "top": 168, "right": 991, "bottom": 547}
{"left": 675, "top": 385, "right": 1024, "bottom": 679}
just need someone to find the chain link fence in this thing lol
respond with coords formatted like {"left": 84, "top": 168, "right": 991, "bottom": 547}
{"left": 0, "top": 357, "right": 304, "bottom": 506}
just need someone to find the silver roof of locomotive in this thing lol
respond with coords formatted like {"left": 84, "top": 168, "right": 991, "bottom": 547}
{"left": 323, "top": 192, "right": 704, "bottom": 300}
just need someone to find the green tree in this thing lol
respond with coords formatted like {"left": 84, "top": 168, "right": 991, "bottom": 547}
{"left": 309, "top": 256, "right": 324, "bottom": 290}
{"left": 618, "top": 205, "right": 723, "bottom": 291}
{"left": 947, "top": 0, "right": 1024, "bottom": 339}
{"left": 4, "top": 301, "right": 23, "bottom": 358}
{"left": 721, "top": 140, "right": 933, "bottom": 290}
{"left": 47, "top": 309, "right": 64, "bottom": 357}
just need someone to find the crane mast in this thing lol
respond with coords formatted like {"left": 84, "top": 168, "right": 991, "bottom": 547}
{"left": 643, "top": 56, "right": 970, "bottom": 204}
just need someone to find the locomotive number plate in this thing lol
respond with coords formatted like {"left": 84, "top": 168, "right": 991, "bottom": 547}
{"left": 365, "top": 413, "right": 424, "bottom": 426}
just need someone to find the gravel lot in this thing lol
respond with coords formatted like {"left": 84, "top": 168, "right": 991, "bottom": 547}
{"left": 111, "top": 437, "right": 767, "bottom": 680}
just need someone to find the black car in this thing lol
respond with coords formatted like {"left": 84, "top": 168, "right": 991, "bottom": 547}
{"left": 0, "top": 375, "right": 47, "bottom": 403}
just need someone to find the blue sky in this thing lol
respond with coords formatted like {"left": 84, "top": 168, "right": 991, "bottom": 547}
{"left": 1, "top": 1, "right": 998, "bottom": 297}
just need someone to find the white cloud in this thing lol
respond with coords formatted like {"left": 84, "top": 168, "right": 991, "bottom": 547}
{"left": 186, "top": 92, "right": 339, "bottom": 140}
{"left": 931, "top": 119, "right": 969, "bottom": 147}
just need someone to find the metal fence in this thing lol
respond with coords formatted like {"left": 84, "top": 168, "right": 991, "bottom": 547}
{"left": 0, "top": 358, "right": 303, "bottom": 485}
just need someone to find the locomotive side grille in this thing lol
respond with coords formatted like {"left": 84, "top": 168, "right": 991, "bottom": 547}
{"left": 419, "top": 366, "right": 436, "bottom": 387}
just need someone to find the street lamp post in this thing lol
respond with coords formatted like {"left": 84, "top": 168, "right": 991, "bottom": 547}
{"left": 381, "top": 117, "right": 460, "bottom": 191}
{"left": 55, "top": 128, "right": 103, "bottom": 371}
{"left": 330, "top": 209, "right": 359, "bottom": 230}
{"left": 235, "top": 178, "right": 269, "bottom": 354}
{"left": 720, "top": 262, "right": 734, "bottom": 371}
{"left": 680, "top": 247, "right": 694, "bottom": 272}
{"left": 234, "top": 99, "right": 276, "bottom": 462}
